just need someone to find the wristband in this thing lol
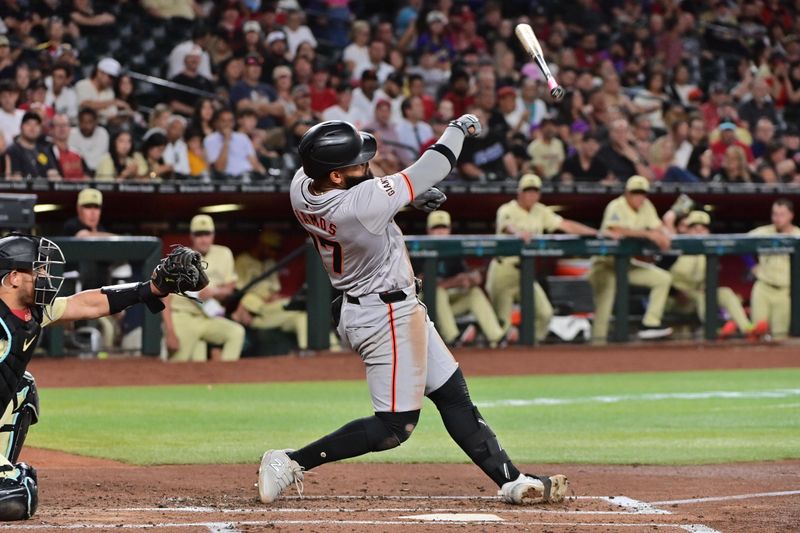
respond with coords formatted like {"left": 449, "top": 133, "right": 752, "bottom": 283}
{"left": 102, "top": 281, "right": 166, "bottom": 314}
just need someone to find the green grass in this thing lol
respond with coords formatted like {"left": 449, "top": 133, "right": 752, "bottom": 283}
{"left": 27, "top": 368, "right": 800, "bottom": 466}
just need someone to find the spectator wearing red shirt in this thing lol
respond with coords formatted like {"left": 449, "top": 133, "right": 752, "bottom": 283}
{"left": 574, "top": 34, "right": 608, "bottom": 72}
{"left": 711, "top": 121, "right": 754, "bottom": 169}
{"left": 309, "top": 62, "right": 336, "bottom": 113}
{"left": 408, "top": 74, "right": 435, "bottom": 121}
{"left": 450, "top": 10, "right": 487, "bottom": 54}
{"left": 49, "top": 113, "right": 88, "bottom": 180}
{"left": 700, "top": 82, "right": 729, "bottom": 131}
{"left": 442, "top": 70, "right": 474, "bottom": 117}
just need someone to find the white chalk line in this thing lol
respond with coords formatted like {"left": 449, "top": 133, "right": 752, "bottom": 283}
{"left": 0, "top": 520, "right": 720, "bottom": 530}
{"left": 652, "top": 489, "right": 800, "bottom": 506}
{"left": 476, "top": 388, "right": 800, "bottom": 408}
{"left": 109, "top": 505, "right": 654, "bottom": 516}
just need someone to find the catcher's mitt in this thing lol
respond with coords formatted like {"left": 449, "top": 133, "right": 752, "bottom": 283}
{"left": 151, "top": 245, "right": 209, "bottom": 296}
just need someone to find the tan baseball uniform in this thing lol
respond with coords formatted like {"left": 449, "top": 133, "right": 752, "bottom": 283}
{"left": 168, "top": 244, "right": 245, "bottom": 361}
{"left": 669, "top": 254, "right": 752, "bottom": 331}
{"left": 236, "top": 253, "right": 309, "bottom": 350}
{"left": 485, "top": 199, "right": 561, "bottom": 341}
{"left": 748, "top": 224, "right": 800, "bottom": 338}
{"left": 588, "top": 195, "right": 672, "bottom": 340}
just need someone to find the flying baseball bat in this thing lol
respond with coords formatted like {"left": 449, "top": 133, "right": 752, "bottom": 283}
{"left": 514, "top": 23, "right": 564, "bottom": 102}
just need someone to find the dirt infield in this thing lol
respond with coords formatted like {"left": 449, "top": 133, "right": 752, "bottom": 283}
{"left": 14, "top": 343, "right": 800, "bottom": 532}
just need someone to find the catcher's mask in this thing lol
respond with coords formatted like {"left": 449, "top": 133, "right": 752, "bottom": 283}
{"left": 0, "top": 234, "right": 65, "bottom": 307}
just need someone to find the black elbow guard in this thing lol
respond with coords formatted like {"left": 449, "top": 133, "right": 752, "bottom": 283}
{"left": 425, "top": 143, "right": 457, "bottom": 171}
{"left": 101, "top": 282, "right": 166, "bottom": 314}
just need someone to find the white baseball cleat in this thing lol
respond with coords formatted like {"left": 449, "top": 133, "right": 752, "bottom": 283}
{"left": 257, "top": 449, "right": 304, "bottom": 503}
{"left": 499, "top": 473, "right": 569, "bottom": 504}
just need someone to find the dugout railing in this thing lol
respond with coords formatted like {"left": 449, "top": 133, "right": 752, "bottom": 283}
{"left": 305, "top": 234, "right": 800, "bottom": 349}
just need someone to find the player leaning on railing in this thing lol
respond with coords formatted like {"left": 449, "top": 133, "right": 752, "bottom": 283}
{"left": 0, "top": 236, "right": 207, "bottom": 521}
{"left": 258, "top": 117, "right": 569, "bottom": 505}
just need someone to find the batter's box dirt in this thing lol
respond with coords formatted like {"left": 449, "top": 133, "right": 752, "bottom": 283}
{"left": 6, "top": 451, "right": 799, "bottom": 533}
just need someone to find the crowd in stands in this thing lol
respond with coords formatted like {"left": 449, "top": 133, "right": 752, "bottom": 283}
{"left": 0, "top": 0, "right": 799, "bottom": 184}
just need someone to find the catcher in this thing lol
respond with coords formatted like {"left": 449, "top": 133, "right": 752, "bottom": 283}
{"left": 0, "top": 235, "right": 207, "bottom": 521}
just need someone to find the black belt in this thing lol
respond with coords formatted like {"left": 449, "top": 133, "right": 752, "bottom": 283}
{"left": 346, "top": 289, "right": 408, "bottom": 305}
{"left": 346, "top": 278, "right": 422, "bottom": 305}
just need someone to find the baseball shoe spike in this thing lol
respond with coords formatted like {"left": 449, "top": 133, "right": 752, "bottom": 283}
{"left": 499, "top": 473, "right": 569, "bottom": 504}
{"left": 258, "top": 449, "right": 304, "bottom": 503}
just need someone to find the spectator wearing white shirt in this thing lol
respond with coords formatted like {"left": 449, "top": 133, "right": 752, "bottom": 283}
{"left": 283, "top": 8, "right": 317, "bottom": 60}
{"left": 75, "top": 57, "right": 125, "bottom": 124}
{"left": 322, "top": 83, "right": 361, "bottom": 127}
{"left": 167, "top": 25, "right": 213, "bottom": 79}
{"left": 0, "top": 80, "right": 23, "bottom": 146}
{"left": 376, "top": 71, "right": 405, "bottom": 125}
{"left": 395, "top": 96, "right": 434, "bottom": 163}
{"left": 68, "top": 107, "right": 110, "bottom": 173}
{"left": 354, "top": 41, "right": 395, "bottom": 83}
{"left": 343, "top": 20, "right": 371, "bottom": 81}
{"left": 163, "top": 115, "right": 191, "bottom": 176}
{"left": 45, "top": 63, "right": 78, "bottom": 123}
{"left": 350, "top": 70, "right": 382, "bottom": 120}
{"left": 204, "top": 108, "right": 265, "bottom": 177}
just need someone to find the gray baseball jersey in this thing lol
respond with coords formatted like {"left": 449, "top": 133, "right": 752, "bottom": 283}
{"left": 290, "top": 125, "right": 466, "bottom": 412}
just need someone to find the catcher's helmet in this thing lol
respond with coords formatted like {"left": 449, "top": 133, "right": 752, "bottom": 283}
{"left": 0, "top": 234, "right": 64, "bottom": 307}
{"left": 298, "top": 120, "right": 377, "bottom": 180}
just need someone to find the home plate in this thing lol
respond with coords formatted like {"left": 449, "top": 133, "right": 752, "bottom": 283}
{"left": 399, "top": 513, "right": 504, "bottom": 522}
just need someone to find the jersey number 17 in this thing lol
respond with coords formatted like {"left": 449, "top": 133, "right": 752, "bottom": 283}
{"left": 309, "top": 234, "right": 343, "bottom": 275}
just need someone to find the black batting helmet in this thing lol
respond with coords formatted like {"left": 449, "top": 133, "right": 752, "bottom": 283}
{"left": 298, "top": 120, "right": 377, "bottom": 181}
{"left": 0, "top": 234, "right": 65, "bottom": 307}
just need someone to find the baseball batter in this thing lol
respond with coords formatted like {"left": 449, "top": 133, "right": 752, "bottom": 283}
{"left": 748, "top": 199, "right": 800, "bottom": 339}
{"left": 258, "top": 119, "right": 568, "bottom": 505}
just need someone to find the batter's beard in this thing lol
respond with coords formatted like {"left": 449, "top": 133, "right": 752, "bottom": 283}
{"left": 344, "top": 168, "right": 375, "bottom": 189}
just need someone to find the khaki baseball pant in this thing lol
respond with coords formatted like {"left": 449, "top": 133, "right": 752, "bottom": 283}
{"left": 589, "top": 258, "right": 671, "bottom": 341}
{"left": 750, "top": 281, "right": 791, "bottom": 339}
{"left": 169, "top": 311, "right": 245, "bottom": 362}
{"left": 486, "top": 259, "right": 553, "bottom": 342}
{"left": 433, "top": 286, "right": 504, "bottom": 346}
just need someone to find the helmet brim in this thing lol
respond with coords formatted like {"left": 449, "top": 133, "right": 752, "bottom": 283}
{"left": 343, "top": 132, "right": 377, "bottom": 168}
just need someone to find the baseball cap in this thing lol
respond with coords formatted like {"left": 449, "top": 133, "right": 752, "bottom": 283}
{"left": 497, "top": 86, "right": 516, "bottom": 99}
{"left": 719, "top": 121, "right": 737, "bottom": 131}
{"left": 518, "top": 173, "right": 542, "bottom": 191}
{"left": 190, "top": 214, "right": 215, "bottom": 234}
{"left": 426, "top": 10, "right": 448, "bottom": 25}
{"left": 386, "top": 72, "right": 404, "bottom": 86}
{"left": 21, "top": 111, "right": 41, "bottom": 124}
{"left": 266, "top": 30, "right": 286, "bottom": 46}
{"left": 77, "top": 188, "right": 102, "bottom": 207}
{"left": 427, "top": 210, "right": 451, "bottom": 229}
{"left": 361, "top": 69, "right": 378, "bottom": 81}
{"left": 625, "top": 175, "right": 650, "bottom": 193}
{"left": 244, "top": 53, "right": 263, "bottom": 66}
{"left": 291, "top": 83, "right": 310, "bottom": 97}
{"left": 97, "top": 57, "right": 121, "bottom": 77}
{"left": 0, "top": 35, "right": 9, "bottom": 47}
{"left": 686, "top": 210, "right": 710, "bottom": 227}
{"left": 243, "top": 20, "right": 261, "bottom": 34}
{"left": 375, "top": 98, "right": 391, "bottom": 108}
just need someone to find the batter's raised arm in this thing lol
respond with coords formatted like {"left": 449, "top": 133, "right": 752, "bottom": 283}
{"left": 401, "top": 114, "right": 481, "bottom": 197}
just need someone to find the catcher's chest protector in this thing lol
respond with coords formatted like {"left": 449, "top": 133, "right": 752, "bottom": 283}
{"left": 0, "top": 300, "right": 42, "bottom": 413}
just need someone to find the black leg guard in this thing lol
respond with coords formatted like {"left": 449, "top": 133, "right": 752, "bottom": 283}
{"left": 289, "top": 410, "right": 420, "bottom": 471}
{"left": 0, "top": 463, "right": 37, "bottom": 521}
{"left": 1, "top": 373, "right": 39, "bottom": 464}
{"left": 427, "top": 368, "right": 520, "bottom": 487}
